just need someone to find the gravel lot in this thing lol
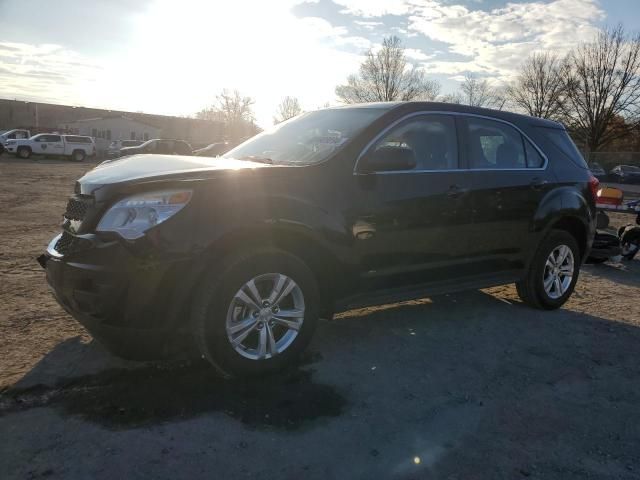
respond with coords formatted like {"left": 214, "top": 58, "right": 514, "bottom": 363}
{"left": 1, "top": 157, "right": 640, "bottom": 479}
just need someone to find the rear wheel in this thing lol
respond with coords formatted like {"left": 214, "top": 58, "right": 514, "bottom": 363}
{"left": 192, "top": 249, "right": 319, "bottom": 377}
{"left": 516, "top": 230, "right": 580, "bottom": 310}
{"left": 17, "top": 147, "right": 31, "bottom": 159}
{"left": 72, "top": 149, "right": 86, "bottom": 162}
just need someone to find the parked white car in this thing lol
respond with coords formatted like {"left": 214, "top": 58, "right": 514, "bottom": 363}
{"left": 5, "top": 134, "right": 96, "bottom": 161}
{"left": 0, "top": 129, "right": 31, "bottom": 154}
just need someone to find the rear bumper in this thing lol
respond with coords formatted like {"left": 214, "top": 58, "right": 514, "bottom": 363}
{"left": 41, "top": 233, "right": 199, "bottom": 359}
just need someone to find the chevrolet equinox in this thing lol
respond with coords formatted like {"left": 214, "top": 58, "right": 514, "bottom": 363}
{"left": 40, "top": 102, "right": 597, "bottom": 377}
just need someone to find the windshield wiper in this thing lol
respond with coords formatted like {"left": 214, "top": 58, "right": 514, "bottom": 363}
{"left": 238, "top": 155, "right": 274, "bottom": 164}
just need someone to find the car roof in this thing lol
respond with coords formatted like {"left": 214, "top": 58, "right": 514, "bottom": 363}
{"left": 327, "top": 101, "right": 564, "bottom": 129}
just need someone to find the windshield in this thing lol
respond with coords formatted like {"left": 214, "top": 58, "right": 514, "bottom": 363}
{"left": 223, "top": 108, "right": 387, "bottom": 165}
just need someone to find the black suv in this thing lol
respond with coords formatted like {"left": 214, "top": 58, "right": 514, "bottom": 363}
{"left": 119, "top": 138, "right": 193, "bottom": 157}
{"left": 40, "top": 102, "right": 597, "bottom": 377}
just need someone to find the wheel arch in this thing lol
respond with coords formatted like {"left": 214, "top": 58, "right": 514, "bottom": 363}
{"left": 548, "top": 216, "right": 589, "bottom": 260}
{"left": 199, "top": 224, "right": 347, "bottom": 316}
{"left": 533, "top": 186, "right": 594, "bottom": 261}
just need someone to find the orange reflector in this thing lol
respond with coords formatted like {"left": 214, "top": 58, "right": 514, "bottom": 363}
{"left": 596, "top": 187, "right": 623, "bottom": 206}
{"left": 168, "top": 191, "right": 192, "bottom": 204}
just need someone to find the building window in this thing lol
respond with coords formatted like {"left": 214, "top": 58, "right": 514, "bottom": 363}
{"left": 92, "top": 128, "right": 97, "bottom": 138}
{"left": 106, "top": 130, "right": 112, "bottom": 140}
{"left": 131, "top": 131, "right": 136, "bottom": 140}
{"left": 144, "top": 132, "right": 149, "bottom": 141}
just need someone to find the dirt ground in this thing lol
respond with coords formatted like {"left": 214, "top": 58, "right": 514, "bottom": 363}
{"left": 1, "top": 157, "right": 640, "bottom": 479}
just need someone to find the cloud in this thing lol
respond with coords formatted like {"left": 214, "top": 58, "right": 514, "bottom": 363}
{"left": 332, "top": 0, "right": 412, "bottom": 17}
{"left": 354, "top": 20, "right": 384, "bottom": 30}
{"left": 409, "top": 0, "right": 605, "bottom": 77}
{"left": 0, "top": 42, "right": 103, "bottom": 106}
{"left": 334, "top": 0, "right": 604, "bottom": 81}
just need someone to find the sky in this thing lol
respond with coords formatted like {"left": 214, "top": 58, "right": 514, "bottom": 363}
{"left": 0, "top": 0, "right": 638, "bottom": 127}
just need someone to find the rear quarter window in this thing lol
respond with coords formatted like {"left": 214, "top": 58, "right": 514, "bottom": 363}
{"left": 537, "top": 127, "right": 588, "bottom": 169}
{"left": 65, "top": 136, "right": 93, "bottom": 144}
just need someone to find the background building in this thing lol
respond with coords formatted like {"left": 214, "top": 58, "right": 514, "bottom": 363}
{"left": 0, "top": 99, "right": 224, "bottom": 154}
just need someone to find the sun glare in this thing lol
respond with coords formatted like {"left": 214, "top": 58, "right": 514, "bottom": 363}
{"left": 90, "top": 0, "right": 357, "bottom": 126}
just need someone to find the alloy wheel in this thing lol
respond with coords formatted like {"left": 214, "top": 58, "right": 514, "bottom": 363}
{"left": 542, "top": 244, "right": 574, "bottom": 299}
{"left": 225, "top": 273, "right": 305, "bottom": 360}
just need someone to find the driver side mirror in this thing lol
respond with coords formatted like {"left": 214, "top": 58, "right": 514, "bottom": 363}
{"left": 359, "top": 146, "right": 417, "bottom": 173}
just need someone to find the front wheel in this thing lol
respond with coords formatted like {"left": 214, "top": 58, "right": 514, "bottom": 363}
{"left": 192, "top": 249, "right": 319, "bottom": 377}
{"left": 517, "top": 230, "right": 580, "bottom": 310}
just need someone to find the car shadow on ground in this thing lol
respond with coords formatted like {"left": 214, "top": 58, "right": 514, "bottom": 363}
{"left": 0, "top": 336, "right": 341, "bottom": 431}
{"left": 2, "top": 289, "right": 640, "bottom": 477}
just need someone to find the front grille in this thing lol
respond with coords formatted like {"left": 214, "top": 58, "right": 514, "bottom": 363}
{"left": 54, "top": 231, "right": 91, "bottom": 256}
{"left": 54, "top": 231, "right": 77, "bottom": 255}
{"left": 64, "top": 196, "right": 92, "bottom": 221}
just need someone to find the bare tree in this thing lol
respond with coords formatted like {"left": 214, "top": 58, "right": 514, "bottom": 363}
{"left": 439, "top": 92, "right": 463, "bottom": 104}
{"left": 213, "top": 89, "right": 255, "bottom": 125}
{"left": 197, "top": 89, "right": 258, "bottom": 144}
{"left": 563, "top": 25, "right": 640, "bottom": 153}
{"left": 336, "top": 36, "right": 440, "bottom": 103}
{"left": 506, "top": 52, "right": 566, "bottom": 120}
{"left": 460, "top": 74, "right": 504, "bottom": 109}
{"left": 273, "top": 96, "right": 303, "bottom": 124}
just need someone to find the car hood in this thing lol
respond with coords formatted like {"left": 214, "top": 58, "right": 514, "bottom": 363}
{"left": 77, "top": 154, "right": 279, "bottom": 194}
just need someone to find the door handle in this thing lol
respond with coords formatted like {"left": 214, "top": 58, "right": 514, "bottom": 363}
{"left": 530, "top": 177, "right": 548, "bottom": 190}
{"left": 447, "top": 184, "right": 469, "bottom": 198}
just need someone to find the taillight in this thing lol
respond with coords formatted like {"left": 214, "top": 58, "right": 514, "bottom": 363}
{"left": 588, "top": 175, "right": 600, "bottom": 201}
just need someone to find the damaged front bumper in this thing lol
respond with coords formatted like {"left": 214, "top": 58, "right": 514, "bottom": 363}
{"left": 39, "top": 233, "right": 198, "bottom": 360}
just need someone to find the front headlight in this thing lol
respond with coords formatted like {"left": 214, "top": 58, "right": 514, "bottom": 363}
{"left": 97, "top": 189, "right": 192, "bottom": 239}
{"left": 5, "top": 140, "right": 16, "bottom": 145}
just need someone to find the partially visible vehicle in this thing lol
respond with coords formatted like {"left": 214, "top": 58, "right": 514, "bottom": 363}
{"left": 0, "top": 129, "right": 31, "bottom": 155}
{"left": 586, "top": 211, "right": 622, "bottom": 264}
{"left": 609, "top": 165, "right": 640, "bottom": 184}
{"left": 5, "top": 134, "right": 96, "bottom": 161}
{"left": 588, "top": 162, "right": 606, "bottom": 180}
{"left": 619, "top": 202, "right": 640, "bottom": 261}
{"left": 194, "top": 142, "right": 230, "bottom": 157}
{"left": 106, "top": 140, "right": 144, "bottom": 159}
{"left": 119, "top": 139, "right": 193, "bottom": 157}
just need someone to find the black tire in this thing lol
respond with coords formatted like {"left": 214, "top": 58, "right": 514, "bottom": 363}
{"left": 71, "top": 149, "right": 86, "bottom": 162}
{"left": 17, "top": 146, "right": 31, "bottom": 159}
{"left": 191, "top": 248, "right": 320, "bottom": 378}
{"left": 516, "top": 230, "right": 581, "bottom": 310}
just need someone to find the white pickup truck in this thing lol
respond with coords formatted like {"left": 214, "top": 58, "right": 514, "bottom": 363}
{"left": 0, "top": 129, "right": 31, "bottom": 154}
{"left": 5, "top": 134, "right": 96, "bottom": 161}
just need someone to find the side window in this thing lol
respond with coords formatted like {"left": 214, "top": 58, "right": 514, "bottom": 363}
{"left": 47, "top": 135, "right": 62, "bottom": 143}
{"left": 524, "top": 139, "right": 545, "bottom": 168}
{"left": 33, "top": 136, "right": 45, "bottom": 142}
{"left": 466, "top": 118, "right": 525, "bottom": 169}
{"left": 371, "top": 115, "right": 458, "bottom": 171}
